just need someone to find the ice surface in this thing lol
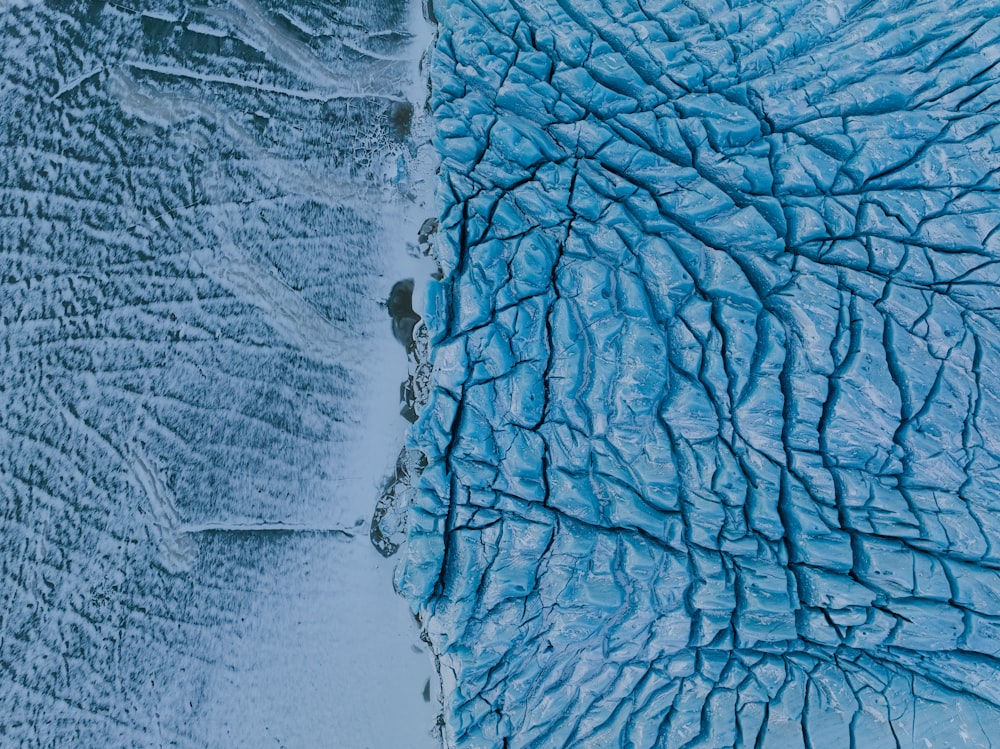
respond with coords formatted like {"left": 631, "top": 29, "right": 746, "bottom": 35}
{"left": 0, "top": 1, "right": 439, "bottom": 747}
{"left": 401, "top": 0, "right": 1000, "bottom": 746}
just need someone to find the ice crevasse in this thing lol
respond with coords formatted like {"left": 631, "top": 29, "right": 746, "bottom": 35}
{"left": 397, "top": 0, "right": 1000, "bottom": 747}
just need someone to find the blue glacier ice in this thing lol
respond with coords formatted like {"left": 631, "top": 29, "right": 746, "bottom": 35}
{"left": 399, "top": 0, "right": 1000, "bottom": 746}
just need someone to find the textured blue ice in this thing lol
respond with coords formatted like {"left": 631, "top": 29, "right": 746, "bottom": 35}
{"left": 0, "top": 2, "right": 437, "bottom": 746}
{"left": 400, "top": 0, "right": 1000, "bottom": 746}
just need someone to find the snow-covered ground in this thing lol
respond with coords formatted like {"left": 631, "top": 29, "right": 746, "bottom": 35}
{"left": 0, "top": 1, "right": 440, "bottom": 746}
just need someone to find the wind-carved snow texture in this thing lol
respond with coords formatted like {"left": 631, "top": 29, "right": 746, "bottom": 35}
{"left": 399, "top": 0, "right": 1000, "bottom": 746}
{"left": 0, "top": 1, "right": 436, "bottom": 747}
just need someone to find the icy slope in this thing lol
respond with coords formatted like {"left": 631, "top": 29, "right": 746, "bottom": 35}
{"left": 0, "top": 1, "right": 437, "bottom": 746}
{"left": 401, "top": 0, "right": 1000, "bottom": 746}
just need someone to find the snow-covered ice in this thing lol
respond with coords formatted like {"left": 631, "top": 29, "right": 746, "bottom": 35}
{"left": 0, "top": 1, "right": 439, "bottom": 746}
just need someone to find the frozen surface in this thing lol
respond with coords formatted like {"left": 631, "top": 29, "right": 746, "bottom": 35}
{"left": 0, "top": 1, "right": 439, "bottom": 747}
{"left": 401, "top": 0, "right": 1000, "bottom": 746}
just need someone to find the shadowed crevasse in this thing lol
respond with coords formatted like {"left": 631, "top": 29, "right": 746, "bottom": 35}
{"left": 399, "top": 0, "right": 1000, "bottom": 746}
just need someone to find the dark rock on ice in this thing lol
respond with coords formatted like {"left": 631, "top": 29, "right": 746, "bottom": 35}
{"left": 388, "top": 278, "right": 422, "bottom": 350}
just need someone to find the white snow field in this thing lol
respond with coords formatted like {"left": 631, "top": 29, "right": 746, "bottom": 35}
{"left": 0, "top": 1, "right": 439, "bottom": 746}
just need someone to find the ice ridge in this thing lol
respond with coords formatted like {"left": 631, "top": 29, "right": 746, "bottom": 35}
{"left": 400, "top": 0, "right": 1000, "bottom": 746}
